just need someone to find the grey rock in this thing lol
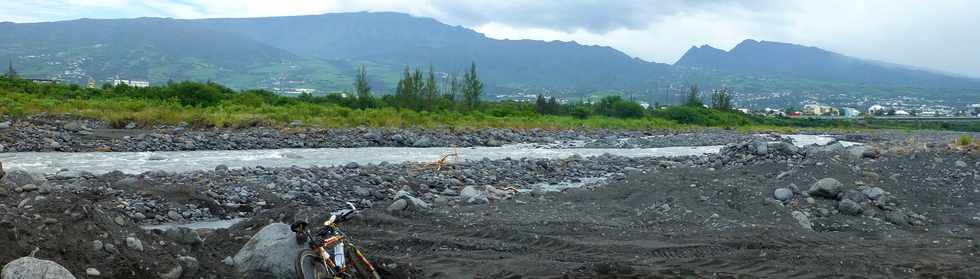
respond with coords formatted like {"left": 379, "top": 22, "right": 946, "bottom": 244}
{"left": 0, "top": 121, "right": 10, "bottom": 129}
{"left": 124, "top": 122, "right": 137, "bottom": 129}
{"left": 791, "top": 211, "right": 812, "bottom": 230}
{"left": 837, "top": 199, "right": 863, "bottom": 216}
{"left": 808, "top": 178, "right": 843, "bottom": 199}
{"left": 412, "top": 136, "right": 433, "bottom": 147}
{"left": 753, "top": 141, "right": 769, "bottom": 156}
{"left": 460, "top": 186, "right": 489, "bottom": 204}
{"left": 113, "top": 216, "right": 125, "bottom": 226}
{"left": 884, "top": 211, "right": 909, "bottom": 226}
{"left": 1, "top": 257, "right": 77, "bottom": 279}
{"left": 63, "top": 121, "right": 84, "bottom": 132}
{"left": 842, "top": 190, "right": 866, "bottom": 203}
{"left": 233, "top": 223, "right": 305, "bottom": 278}
{"left": 164, "top": 228, "right": 203, "bottom": 246}
{"left": 769, "top": 142, "right": 799, "bottom": 155}
{"left": 395, "top": 191, "right": 431, "bottom": 209}
{"left": 955, "top": 160, "right": 968, "bottom": 168}
{"left": 177, "top": 256, "right": 199, "bottom": 274}
{"left": 1, "top": 169, "right": 44, "bottom": 188}
{"left": 91, "top": 240, "right": 104, "bottom": 252}
{"left": 386, "top": 199, "right": 408, "bottom": 212}
{"left": 289, "top": 120, "right": 303, "bottom": 127}
{"left": 158, "top": 265, "right": 183, "bottom": 279}
{"left": 773, "top": 188, "right": 794, "bottom": 201}
{"left": 86, "top": 268, "right": 101, "bottom": 276}
{"left": 126, "top": 237, "right": 144, "bottom": 252}
{"left": 116, "top": 177, "right": 138, "bottom": 187}
{"left": 222, "top": 256, "right": 235, "bottom": 266}
{"left": 353, "top": 186, "right": 371, "bottom": 197}
{"left": 345, "top": 162, "right": 359, "bottom": 169}
{"left": 862, "top": 187, "right": 885, "bottom": 200}
{"left": 215, "top": 164, "right": 229, "bottom": 173}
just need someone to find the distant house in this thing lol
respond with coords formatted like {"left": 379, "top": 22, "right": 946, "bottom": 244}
{"left": 868, "top": 105, "right": 884, "bottom": 115}
{"left": 842, "top": 107, "right": 860, "bottom": 118}
{"left": 789, "top": 111, "right": 802, "bottom": 117}
{"left": 763, "top": 108, "right": 785, "bottom": 116}
{"left": 894, "top": 110, "right": 911, "bottom": 116}
{"left": 112, "top": 79, "right": 150, "bottom": 88}
{"left": 26, "top": 78, "right": 57, "bottom": 84}
{"left": 802, "top": 104, "right": 838, "bottom": 116}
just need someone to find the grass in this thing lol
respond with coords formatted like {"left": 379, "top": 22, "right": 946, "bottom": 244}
{"left": 0, "top": 91, "right": 693, "bottom": 130}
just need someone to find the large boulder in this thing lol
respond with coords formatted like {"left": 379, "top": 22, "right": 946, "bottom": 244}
{"left": 1, "top": 257, "right": 77, "bottom": 279}
{"left": 808, "top": 178, "right": 843, "bottom": 199}
{"left": 1, "top": 169, "right": 44, "bottom": 188}
{"left": 232, "top": 223, "right": 305, "bottom": 278}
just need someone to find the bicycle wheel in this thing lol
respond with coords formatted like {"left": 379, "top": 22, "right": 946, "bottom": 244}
{"left": 295, "top": 249, "right": 336, "bottom": 279}
{"left": 346, "top": 245, "right": 381, "bottom": 279}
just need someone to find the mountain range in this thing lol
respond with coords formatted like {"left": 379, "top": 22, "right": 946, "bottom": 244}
{"left": 1, "top": 12, "right": 977, "bottom": 107}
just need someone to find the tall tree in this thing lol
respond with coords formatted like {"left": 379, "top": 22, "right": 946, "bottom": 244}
{"left": 535, "top": 94, "right": 548, "bottom": 114}
{"left": 354, "top": 65, "right": 372, "bottom": 109}
{"left": 684, "top": 84, "right": 703, "bottom": 108}
{"left": 461, "top": 62, "right": 484, "bottom": 111}
{"left": 711, "top": 87, "right": 733, "bottom": 111}
{"left": 394, "top": 66, "right": 415, "bottom": 110}
{"left": 547, "top": 96, "right": 561, "bottom": 114}
{"left": 5, "top": 58, "right": 18, "bottom": 79}
{"left": 422, "top": 65, "right": 438, "bottom": 111}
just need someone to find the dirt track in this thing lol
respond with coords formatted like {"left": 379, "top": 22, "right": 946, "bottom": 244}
{"left": 342, "top": 150, "right": 980, "bottom": 278}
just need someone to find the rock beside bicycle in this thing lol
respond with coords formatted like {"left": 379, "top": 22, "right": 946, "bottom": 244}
{"left": 232, "top": 223, "right": 305, "bottom": 278}
{"left": 1, "top": 257, "right": 76, "bottom": 279}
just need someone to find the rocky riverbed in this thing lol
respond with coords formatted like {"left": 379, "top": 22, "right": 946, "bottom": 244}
{"left": 1, "top": 115, "right": 803, "bottom": 152}
{"left": 1, "top": 118, "right": 979, "bottom": 278}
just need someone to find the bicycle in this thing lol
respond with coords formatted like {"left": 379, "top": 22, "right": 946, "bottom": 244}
{"left": 291, "top": 202, "right": 380, "bottom": 279}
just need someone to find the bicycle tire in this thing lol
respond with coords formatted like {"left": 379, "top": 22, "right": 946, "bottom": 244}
{"left": 295, "top": 249, "right": 336, "bottom": 279}
{"left": 346, "top": 245, "right": 381, "bottom": 279}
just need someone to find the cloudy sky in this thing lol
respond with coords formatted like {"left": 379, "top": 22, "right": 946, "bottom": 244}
{"left": 3, "top": 0, "right": 979, "bottom": 77}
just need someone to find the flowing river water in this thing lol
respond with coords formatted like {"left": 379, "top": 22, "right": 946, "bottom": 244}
{"left": 0, "top": 134, "right": 852, "bottom": 175}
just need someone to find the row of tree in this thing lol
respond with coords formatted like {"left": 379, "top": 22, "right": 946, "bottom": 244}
{"left": 352, "top": 63, "right": 484, "bottom": 112}
{"left": 684, "top": 85, "right": 733, "bottom": 111}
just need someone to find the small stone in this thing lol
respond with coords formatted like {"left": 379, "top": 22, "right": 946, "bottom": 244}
{"left": 159, "top": 265, "right": 183, "bottom": 279}
{"left": 353, "top": 186, "right": 370, "bottom": 197}
{"left": 91, "top": 240, "right": 104, "bottom": 251}
{"left": 126, "top": 237, "right": 144, "bottom": 252}
{"left": 86, "top": 268, "right": 101, "bottom": 276}
{"left": 222, "top": 256, "right": 235, "bottom": 266}
{"left": 114, "top": 216, "right": 126, "bottom": 226}
{"left": 773, "top": 188, "right": 794, "bottom": 201}
{"left": 862, "top": 187, "right": 885, "bottom": 200}
{"left": 177, "top": 256, "right": 200, "bottom": 273}
{"left": 837, "top": 199, "right": 863, "bottom": 216}
{"left": 955, "top": 160, "right": 968, "bottom": 168}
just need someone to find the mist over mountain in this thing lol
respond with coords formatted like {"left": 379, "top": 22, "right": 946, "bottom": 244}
{"left": 1, "top": 12, "right": 976, "bottom": 106}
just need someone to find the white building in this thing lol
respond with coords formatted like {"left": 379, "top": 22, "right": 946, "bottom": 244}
{"left": 112, "top": 79, "right": 150, "bottom": 88}
{"left": 868, "top": 105, "right": 884, "bottom": 115}
{"left": 842, "top": 107, "right": 861, "bottom": 118}
{"left": 894, "top": 110, "right": 910, "bottom": 116}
